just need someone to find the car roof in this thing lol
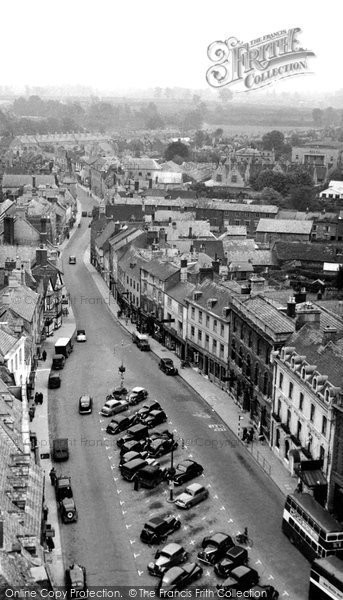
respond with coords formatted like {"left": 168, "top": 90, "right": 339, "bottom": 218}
{"left": 80, "top": 394, "right": 91, "bottom": 401}
{"left": 68, "top": 564, "right": 85, "bottom": 584}
{"left": 162, "top": 542, "right": 182, "bottom": 555}
{"left": 77, "top": 329, "right": 85, "bottom": 333}
{"left": 186, "top": 482, "right": 204, "bottom": 493}
{"left": 122, "top": 458, "right": 146, "bottom": 468}
{"left": 105, "top": 399, "right": 122, "bottom": 407}
{"left": 178, "top": 459, "right": 195, "bottom": 467}
{"left": 162, "top": 566, "right": 183, "bottom": 582}
{"left": 226, "top": 546, "right": 246, "bottom": 558}
{"left": 230, "top": 565, "right": 252, "bottom": 578}
{"left": 131, "top": 387, "right": 146, "bottom": 393}
{"left": 146, "top": 516, "right": 164, "bottom": 527}
{"left": 206, "top": 532, "right": 229, "bottom": 544}
{"left": 61, "top": 497, "right": 75, "bottom": 508}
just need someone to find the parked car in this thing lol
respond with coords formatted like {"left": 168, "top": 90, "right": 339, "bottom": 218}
{"left": 120, "top": 458, "right": 148, "bottom": 481}
{"left": 248, "top": 585, "right": 279, "bottom": 599}
{"left": 76, "top": 329, "right": 87, "bottom": 342}
{"left": 128, "top": 387, "right": 148, "bottom": 405}
{"left": 142, "top": 410, "right": 168, "bottom": 429}
{"left": 157, "top": 563, "right": 203, "bottom": 593}
{"left": 120, "top": 439, "right": 146, "bottom": 456}
{"left": 100, "top": 399, "right": 128, "bottom": 417}
{"left": 214, "top": 546, "right": 248, "bottom": 578}
{"left": 65, "top": 563, "right": 87, "bottom": 595}
{"left": 173, "top": 460, "right": 204, "bottom": 486}
{"left": 149, "top": 430, "right": 173, "bottom": 440}
{"left": 106, "top": 414, "right": 136, "bottom": 435}
{"left": 216, "top": 566, "right": 259, "bottom": 593}
{"left": 140, "top": 515, "right": 181, "bottom": 544}
{"left": 119, "top": 450, "right": 159, "bottom": 468}
{"left": 78, "top": 394, "right": 93, "bottom": 415}
{"left": 174, "top": 483, "right": 209, "bottom": 509}
{"left": 59, "top": 497, "right": 78, "bottom": 524}
{"left": 146, "top": 436, "right": 178, "bottom": 458}
{"left": 198, "top": 532, "right": 234, "bottom": 565}
{"left": 116, "top": 424, "right": 149, "bottom": 448}
{"left": 148, "top": 543, "right": 188, "bottom": 577}
{"left": 48, "top": 370, "right": 61, "bottom": 389}
{"left": 135, "top": 402, "right": 162, "bottom": 421}
{"left": 134, "top": 464, "right": 167, "bottom": 489}
{"left": 68, "top": 256, "right": 76, "bottom": 265}
{"left": 55, "top": 476, "right": 73, "bottom": 502}
{"left": 111, "top": 386, "right": 128, "bottom": 398}
{"left": 159, "top": 358, "right": 178, "bottom": 376}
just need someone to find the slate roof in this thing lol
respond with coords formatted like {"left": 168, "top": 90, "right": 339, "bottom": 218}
{"left": 185, "top": 279, "right": 232, "bottom": 317}
{"left": 2, "top": 174, "right": 56, "bottom": 188}
{"left": 95, "top": 221, "right": 122, "bottom": 251}
{"left": 0, "top": 285, "right": 40, "bottom": 322}
{"left": 166, "top": 281, "right": 196, "bottom": 305}
{"left": 192, "top": 240, "right": 225, "bottom": 260}
{"left": 123, "top": 157, "right": 161, "bottom": 171}
{"left": 272, "top": 241, "right": 343, "bottom": 264}
{"left": 236, "top": 295, "right": 295, "bottom": 335}
{"left": 0, "top": 329, "right": 18, "bottom": 358}
{"left": 197, "top": 200, "right": 279, "bottom": 214}
{"left": 140, "top": 259, "right": 179, "bottom": 280}
{"left": 256, "top": 218, "right": 313, "bottom": 234}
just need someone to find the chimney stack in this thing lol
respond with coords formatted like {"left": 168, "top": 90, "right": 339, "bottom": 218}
{"left": 4, "top": 216, "right": 15, "bottom": 245}
{"left": 294, "top": 287, "right": 307, "bottom": 304}
{"left": 40, "top": 217, "right": 47, "bottom": 233}
{"left": 295, "top": 302, "right": 321, "bottom": 330}
{"left": 36, "top": 245, "right": 48, "bottom": 266}
{"left": 180, "top": 259, "right": 188, "bottom": 283}
{"left": 322, "top": 326, "right": 337, "bottom": 345}
{"left": 188, "top": 227, "right": 193, "bottom": 238}
{"left": 287, "top": 296, "right": 296, "bottom": 318}
{"left": 32, "top": 175, "right": 36, "bottom": 189}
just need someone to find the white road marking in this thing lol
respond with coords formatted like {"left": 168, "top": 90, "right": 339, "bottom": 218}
{"left": 268, "top": 575, "right": 274, "bottom": 580}
{"left": 122, "top": 510, "right": 127, "bottom": 515}
{"left": 183, "top": 526, "right": 189, "bottom": 531}
{"left": 134, "top": 553, "right": 140, "bottom": 559}
{"left": 205, "top": 570, "right": 211, "bottom": 577}
{"left": 117, "top": 489, "right": 122, "bottom": 494}
{"left": 220, "top": 506, "right": 225, "bottom": 511}
{"left": 227, "top": 519, "right": 233, "bottom": 523}
{"left": 126, "top": 524, "right": 132, "bottom": 529}
{"left": 282, "top": 592, "right": 289, "bottom": 596}
{"left": 188, "top": 454, "right": 193, "bottom": 458}
{"left": 213, "top": 494, "right": 218, "bottom": 499}
{"left": 202, "top": 516, "right": 206, "bottom": 521}
{"left": 113, "top": 477, "right": 118, "bottom": 482}
{"left": 189, "top": 540, "right": 195, "bottom": 545}
{"left": 111, "top": 465, "right": 117, "bottom": 470}
{"left": 130, "top": 540, "right": 136, "bottom": 545}
{"left": 208, "top": 424, "right": 227, "bottom": 432}
{"left": 119, "top": 500, "right": 125, "bottom": 506}
{"left": 255, "top": 560, "right": 261, "bottom": 565}
{"left": 138, "top": 570, "right": 143, "bottom": 576}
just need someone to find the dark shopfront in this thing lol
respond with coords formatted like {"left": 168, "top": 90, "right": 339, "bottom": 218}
{"left": 228, "top": 363, "right": 270, "bottom": 439}
{"left": 164, "top": 327, "right": 185, "bottom": 358}
{"left": 186, "top": 341, "right": 228, "bottom": 388}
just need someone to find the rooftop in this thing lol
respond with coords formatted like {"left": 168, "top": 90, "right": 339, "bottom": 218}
{"left": 256, "top": 219, "right": 313, "bottom": 234}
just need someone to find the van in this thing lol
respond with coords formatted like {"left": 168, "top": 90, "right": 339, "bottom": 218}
{"left": 120, "top": 458, "right": 148, "bottom": 481}
{"left": 52, "top": 354, "right": 65, "bottom": 370}
{"left": 48, "top": 370, "right": 61, "bottom": 388}
{"left": 52, "top": 438, "right": 69, "bottom": 461}
{"left": 135, "top": 464, "right": 166, "bottom": 489}
{"left": 132, "top": 331, "right": 150, "bottom": 351}
{"left": 55, "top": 337, "right": 73, "bottom": 358}
{"left": 117, "top": 423, "right": 149, "bottom": 447}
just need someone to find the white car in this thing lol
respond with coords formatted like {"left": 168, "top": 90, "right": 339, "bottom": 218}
{"left": 76, "top": 329, "right": 87, "bottom": 342}
{"left": 100, "top": 399, "right": 129, "bottom": 417}
{"left": 127, "top": 387, "right": 148, "bottom": 405}
{"left": 174, "top": 483, "right": 209, "bottom": 509}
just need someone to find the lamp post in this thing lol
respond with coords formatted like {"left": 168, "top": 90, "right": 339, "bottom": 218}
{"left": 167, "top": 433, "right": 176, "bottom": 503}
{"left": 118, "top": 340, "right": 126, "bottom": 389}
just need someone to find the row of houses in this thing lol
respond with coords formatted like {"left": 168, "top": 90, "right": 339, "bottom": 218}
{"left": 92, "top": 217, "right": 343, "bottom": 520}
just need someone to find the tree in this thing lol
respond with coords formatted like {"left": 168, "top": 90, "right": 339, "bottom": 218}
{"left": 289, "top": 185, "right": 316, "bottom": 211}
{"left": 165, "top": 141, "right": 190, "bottom": 162}
{"left": 194, "top": 130, "right": 206, "bottom": 148}
{"left": 259, "top": 186, "right": 283, "bottom": 204}
{"left": 262, "top": 130, "right": 285, "bottom": 153}
{"left": 335, "top": 265, "right": 343, "bottom": 290}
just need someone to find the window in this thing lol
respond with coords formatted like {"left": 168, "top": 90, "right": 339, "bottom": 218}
{"left": 206, "top": 315, "right": 210, "bottom": 328}
{"left": 19, "top": 349, "right": 22, "bottom": 364}
{"left": 178, "top": 320, "right": 182, "bottom": 333}
{"left": 233, "top": 318, "right": 237, "bottom": 332}
{"left": 213, "top": 319, "right": 217, "bottom": 332}
{"left": 205, "top": 334, "right": 209, "bottom": 347}
{"left": 137, "top": 284, "right": 139, "bottom": 292}
{"left": 238, "top": 347, "right": 243, "bottom": 368}
{"left": 277, "top": 399, "right": 281, "bottom": 417}
{"left": 322, "top": 415, "right": 327, "bottom": 437}
{"left": 220, "top": 324, "right": 224, "bottom": 336}
{"left": 276, "top": 428, "right": 280, "bottom": 449}
{"left": 220, "top": 343, "right": 224, "bottom": 357}
{"left": 286, "top": 409, "right": 291, "bottom": 429}
{"left": 299, "top": 392, "right": 304, "bottom": 411}
{"left": 289, "top": 382, "right": 294, "bottom": 400}
{"left": 231, "top": 339, "right": 236, "bottom": 360}
{"left": 279, "top": 372, "right": 283, "bottom": 390}
{"left": 265, "top": 348, "right": 270, "bottom": 364}
{"left": 231, "top": 174, "right": 237, "bottom": 183}
{"left": 319, "top": 445, "right": 325, "bottom": 462}
{"left": 310, "top": 404, "right": 315, "bottom": 422}
{"left": 254, "top": 364, "right": 259, "bottom": 386}
{"left": 296, "top": 420, "right": 302, "bottom": 441}
{"left": 248, "top": 331, "right": 252, "bottom": 347}
{"left": 191, "top": 326, "right": 195, "bottom": 337}
{"left": 213, "top": 339, "right": 217, "bottom": 353}
{"left": 127, "top": 276, "right": 129, "bottom": 283}
{"left": 167, "top": 297, "right": 172, "bottom": 307}
{"left": 240, "top": 325, "right": 244, "bottom": 340}
{"left": 199, "top": 310, "right": 203, "bottom": 324}
{"left": 130, "top": 278, "right": 132, "bottom": 287}
{"left": 191, "top": 307, "right": 195, "bottom": 320}
{"left": 198, "top": 330, "right": 202, "bottom": 342}
{"left": 15, "top": 354, "right": 18, "bottom": 371}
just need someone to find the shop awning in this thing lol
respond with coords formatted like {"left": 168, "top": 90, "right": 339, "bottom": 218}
{"left": 300, "top": 469, "right": 327, "bottom": 488}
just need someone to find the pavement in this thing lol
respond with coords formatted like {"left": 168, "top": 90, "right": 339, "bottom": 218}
{"left": 31, "top": 188, "right": 297, "bottom": 590}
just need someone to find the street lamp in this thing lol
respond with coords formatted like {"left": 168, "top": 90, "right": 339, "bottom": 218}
{"left": 167, "top": 433, "right": 176, "bottom": 503}
{"left": 118, "top": 340, "right": 126, "bottom": 389}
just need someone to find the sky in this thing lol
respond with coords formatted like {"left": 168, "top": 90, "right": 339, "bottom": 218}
{"left": 1, "top": 0, "right": 342, "bottom": 96}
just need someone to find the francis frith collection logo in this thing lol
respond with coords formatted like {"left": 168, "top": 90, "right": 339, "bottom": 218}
{"left": 206, "top": 27, "right": 315, "bottom": 92}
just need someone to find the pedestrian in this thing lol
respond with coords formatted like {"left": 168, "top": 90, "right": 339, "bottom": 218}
{"left": 248, "top": 428, "right": 254, "bottom": 443}
{"left": 39, "top": 392, "right": 43, "bottom": 405}
{"left": 242, "top": 427, "right": 248, "bottom": 442}
{"left": 34, "top": 392, "right": 39, "bottom": 405}
{"left": 295, "top": 480, "right": 303, "bottom": 494}
{"left": 133, "top": 476, "right": 140, "bottom": 491}
{"left": 46, "top": 536, "right": 55, "bottom": 552}
{"left": 29, "top": 406, "right": 35, "bottom": 421}
{"left": 49, "top": 467, "right": 56, "bottom": 486}
{"left": 43, "top": 504, "right": 49, "bottom": 520}
{"left": 42, "top": 350, "right": 47, "bottom": 362}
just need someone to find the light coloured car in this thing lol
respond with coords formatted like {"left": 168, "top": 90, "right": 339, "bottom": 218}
{"left": 79, "top": 395, "right": 93, "bottom": 415}
{"left": 76, "top": 329, "right": 87, "bottom": 342}
{"left": 100, "top": 398, "right": 129, "bottom": 417}
{"left": 174, "top": 483, "right": 209, "bottom": 509}
{"left": 128, "top": 387, "right": 148, "bottom": 405}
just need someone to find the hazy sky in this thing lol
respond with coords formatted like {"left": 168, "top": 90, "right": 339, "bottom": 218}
{"left": 1, "top": 0, "right": 341, "bottom": 95}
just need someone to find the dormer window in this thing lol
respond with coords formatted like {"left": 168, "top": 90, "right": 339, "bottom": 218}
{"left": 325, "top": 389, "right": 330, "bottom": 403}
{"left": 313, "top": 377, "right": 317, "bottom": 391}
{"left": 301, "top": 367, "right": 306, "bottom": 380}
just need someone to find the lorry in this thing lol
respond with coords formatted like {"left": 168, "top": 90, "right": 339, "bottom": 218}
{"left": 54, "top": 337, "right": 73, "bottom": 358}
{"left": 52, "top": 438, "right": 69, "bottom": 461}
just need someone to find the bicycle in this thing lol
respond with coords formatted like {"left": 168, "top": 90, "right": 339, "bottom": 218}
{"left": 235, "top": 528, "right": 253, "bottom": 546}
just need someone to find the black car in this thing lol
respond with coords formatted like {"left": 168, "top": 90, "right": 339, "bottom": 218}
{"left": 173, "top": 460, "right": 204, "bottom": 486}
{"left": 48, "top": 370, "right": 61, "bottom": 389}
{"left": 142, "top": 410, "right": 168, "bottom": 429}
{"left": 120, "top": 439, "right": 146, "bottom": 456}
{"left": 140, "top": 515, "right": 181, "bottom": 544}
{"left": 159, "top": 358, "right": 178, "bottom": 376}
{"left": 146, "top": 437, "right": 178, "bottom": 458}
{"left": 55, "top": 476, "right": 73, "bottom": 502}
{"left": 112, "top": 386, "right": 128, "bottom": 399}
{"left": 214, "top": 546, "right": 248, "bottom": 578}
{"left": 135, "top": 402, "right": 162, "bottom": 421}
{"left": 198, "top": 533, "right": 234, "bottom": 565}
{"left": 148, "top": 543, "right": 188, "bottom": 576}
{"left": 157, "top": 563, "right": 203, "bottom": 593}
{"left": 248, "top": 585, "right": 279, "bottom": 599}
{"left": 216, "top": 566, "right": 259, "bottom": 592}
{"left": 106, "top": 414, "right": 136, "bottom": 435}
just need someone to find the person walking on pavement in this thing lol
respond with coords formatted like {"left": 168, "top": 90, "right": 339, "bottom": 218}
{"left": 49, "top": 467, "right": 56, "bottom": 486}
{"left": 43, "top": 504, "right": 49, "bottom": 521}
{"left": 46, "top": 537, "right": 55, "bottom": 552}
{"left": 29, "top": 405, "right": 35, "bottom": 421}
{"left": 34, "top": 392, "right": 39, "bottom": 404}
{"left": 42, "top": 350, "right": 47, "bottom": 362}
{"left": 38, "top": 392, "right": 43, "bottom": 405}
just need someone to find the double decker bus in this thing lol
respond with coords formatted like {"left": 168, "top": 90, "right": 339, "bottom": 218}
{"left": 282, "top": 494, "right": 343, "bottom": 561}
{"left": 309, "top": 556, "right": 343, "bottom": 599}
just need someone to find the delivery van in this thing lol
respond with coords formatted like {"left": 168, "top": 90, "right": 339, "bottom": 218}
{"left": 54, "top": 337, "right": 73, "bottom": 358}
{"left": 132, "top": 331, "right": 150, "bottom": 351}
{"left": 52, "top": 354, "right": 65, "bottom": 370}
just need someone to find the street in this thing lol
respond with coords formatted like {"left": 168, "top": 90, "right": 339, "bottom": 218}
{"left": 48, "top": 187, "right": 310, "bottom": 596}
